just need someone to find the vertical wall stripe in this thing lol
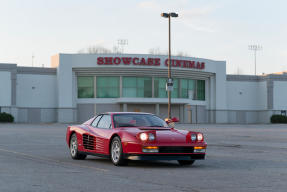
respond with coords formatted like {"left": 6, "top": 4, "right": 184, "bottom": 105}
{"left": 11, "top": 68, "right": 17, "bottom": 106}
{"left": 267, "top": 80, "right": 274, "bottom": 109}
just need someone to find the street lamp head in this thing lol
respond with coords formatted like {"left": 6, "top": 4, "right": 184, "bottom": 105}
{"left": 170, "top": 12, "right": 178, "bottom": 17}
{"left": 161, "top": 13, "right": 169, "bottom": 18}
{"left": 248, "top": 45, "right": 263, "bottom": 51}
{"left": 161, "top": 12, "right": 179, "bottom": 18}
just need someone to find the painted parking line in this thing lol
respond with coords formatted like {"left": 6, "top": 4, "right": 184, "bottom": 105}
{"left": 0, "top": 147, "right": 109, "bottom": 172}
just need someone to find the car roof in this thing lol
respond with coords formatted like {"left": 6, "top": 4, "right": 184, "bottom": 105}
{"left": 100, "top": 112, "right": 153, "bottom": 115}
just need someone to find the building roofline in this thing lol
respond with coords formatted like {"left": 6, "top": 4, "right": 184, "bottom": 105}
{"left": 227, "top": 74, "right": 287, "bottom": 81}
{"left": 0, "top": 63, "right": 17, "bottom": 70}
{"left": 17, "top": 67, "right": 56, "bottom": 75}
{"left": 54, "top": 53, "right": 226, "bottom": 63}
{"left": 0, "top": 63, "right": 56, "bottom": 75}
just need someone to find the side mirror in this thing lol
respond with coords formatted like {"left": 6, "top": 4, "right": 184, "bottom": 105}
{"left": 165, "top": 117, "right": 179, "bottom": 128}
{"left": 171, "top": 117, "right": 179, "bottom": 122}
{"left": 165, "top": 117, "right": 179, "bottom": 124}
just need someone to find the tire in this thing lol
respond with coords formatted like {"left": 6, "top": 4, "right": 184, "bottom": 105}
{"left": 70, "top": 133, "right": 87, "bottom": 160}
{"left": 178, "top": 160, "right": 195, "bottom": 166}
{"left": 110, "top": 137, "right": 127, "bottom": 166}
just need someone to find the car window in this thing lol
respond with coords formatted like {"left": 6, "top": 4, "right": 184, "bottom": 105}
{"left": 97, "top": 115, "right": 112, "bottom": 129}
{"left": 113, "top": 114, "right": 168, "bottom": 128}
{"left": 91, "top": 115, "right": 102, "bottom": 127}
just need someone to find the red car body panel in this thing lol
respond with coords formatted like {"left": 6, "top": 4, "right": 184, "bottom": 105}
{"left": 66, "top": 112, "right": 207, "bottom": 159}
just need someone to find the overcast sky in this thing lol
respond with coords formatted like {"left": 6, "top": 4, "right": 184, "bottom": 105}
{"left": 0, "top": 0, "right": 286, "bottom": 75}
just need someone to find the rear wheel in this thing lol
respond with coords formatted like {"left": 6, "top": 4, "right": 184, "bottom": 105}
{"left": 178, "top": 160, "right": 195, "bottom": 166}
{"left": 110, "top": 137, "right": 127, "bottom": 166}
{"left": 70, "top": 133, "right": 87, "bottom": 160}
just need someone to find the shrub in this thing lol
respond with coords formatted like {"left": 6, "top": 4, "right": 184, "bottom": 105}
{"left": 0, "top": 112, "right": 14, "bottom": 122}
{"left": 270, "top": 114, "right": 287, "bottom": 123}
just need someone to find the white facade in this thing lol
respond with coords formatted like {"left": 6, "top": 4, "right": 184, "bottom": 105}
{"left": 16, "top": 74, "right": 57, "bottom": 108}
{"left": 226, "top": 81, "right": 267, "bottom": 110}
{"left": 273, "top": 81, "right": 287, "bottom": 110}
{"left": 0, "top": 54, "right": 287, "bottom": 124}
{"left": 226, "top": 74, "right": 287, "bottom": 123}
{"left": 51, "top": 54, "right": 227, "bottom": 123}
{"left": 0, "top": 64, "right": 57, "bottom": 123}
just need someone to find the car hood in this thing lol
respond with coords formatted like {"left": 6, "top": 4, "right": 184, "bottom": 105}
{"left": 120, "top": 127, "right": 191, "bottom": 144}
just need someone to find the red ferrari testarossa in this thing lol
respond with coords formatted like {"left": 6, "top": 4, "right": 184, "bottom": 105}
{"left": 66, "top": 112, "right": 207, "bottom": 166}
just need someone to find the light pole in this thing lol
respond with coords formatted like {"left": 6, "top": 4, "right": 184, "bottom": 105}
{"left": 118, "top": 39, "right": 128, "bottom": 53}
{"left": 248, "top": 45, "right": 262, "bottom": 75}
{"left": 161, "top": 12, "right": 178, "bottom": 119}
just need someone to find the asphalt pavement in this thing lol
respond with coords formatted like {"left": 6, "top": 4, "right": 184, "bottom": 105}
{"left": 0, "top": 123, "right": 287, "bottom": 192}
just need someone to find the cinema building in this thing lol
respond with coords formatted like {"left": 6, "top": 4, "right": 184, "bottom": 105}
{"left": 1, "top": 53, "right": 287, "bottom": 123}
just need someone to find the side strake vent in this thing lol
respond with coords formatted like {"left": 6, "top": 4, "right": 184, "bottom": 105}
{"left": 83, "top": 134, "right": 95, "bottom": 150}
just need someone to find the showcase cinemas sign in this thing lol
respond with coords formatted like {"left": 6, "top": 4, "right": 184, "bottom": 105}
{"left": 97, "top": 57, "right": 205, "bottom": 70}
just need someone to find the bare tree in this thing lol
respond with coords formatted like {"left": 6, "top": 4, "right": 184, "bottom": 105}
{"left": 149, "top": 47, "right": 162, "bottom": 55}
{"left": 148, "top": 47, "right": 190, "bottom": 57}
{"left": 148, "top": 47, "right": 169, "bottom": 55}
{"left": 176, "top": 51, "right": 190, "bottom": 57}
{"left": 235, "top": 67, "right": 244, "bottom": 75}
{"left": 112, "top": 46, "right": 121, "bottom": 54}
{"left": 78, "top": 46, "right": 112, "bottom": 54}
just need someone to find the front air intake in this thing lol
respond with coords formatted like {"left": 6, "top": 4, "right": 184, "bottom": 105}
{"left": 159, "top": 146, "right": 194, "bottom": 153}
{"left": 83, "top": 134, "right": 95, "bottom": 150}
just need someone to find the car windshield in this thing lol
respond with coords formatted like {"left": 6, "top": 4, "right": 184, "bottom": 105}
{"left": 113, "top": 114, "right": 169, "bottom": 128}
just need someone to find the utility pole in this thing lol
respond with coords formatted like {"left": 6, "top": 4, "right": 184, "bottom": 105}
{"left": 32, "top": 54, "right": 35, "bottom": 67}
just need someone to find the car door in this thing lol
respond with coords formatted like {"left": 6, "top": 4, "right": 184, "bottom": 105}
{"left": 91, "top": 114, "right": 113, "bottom": 154}
{"left": 82, "top": 115, "right": 102, "bottom": 153}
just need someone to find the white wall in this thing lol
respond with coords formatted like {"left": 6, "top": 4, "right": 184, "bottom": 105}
{"left": 226, "top": 81, "right": 267, "bottom": 110}
{"left": 0, "top": 71, "right": 11, "bottom": 106}
{"left": 16, "top": 74, "right": 57, "bottom": 108}
{"left": 273, "top": 81, "right": 287, "bottom": 110}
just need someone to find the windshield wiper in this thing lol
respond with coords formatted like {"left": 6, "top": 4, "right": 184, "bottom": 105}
{"left": 147, "top": 125, "right": 164, "bottom": 127}
{"left": 118, "top": 124, "right": 136, "bottom": 127}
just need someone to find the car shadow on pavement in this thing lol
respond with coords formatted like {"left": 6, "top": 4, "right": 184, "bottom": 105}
{"left": 85, "top": 157, "right": 205, "bottom": 168}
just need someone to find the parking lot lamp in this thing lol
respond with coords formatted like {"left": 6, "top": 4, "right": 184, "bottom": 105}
{"left": 161, "top": 12, "right": 178, "bottom": 119}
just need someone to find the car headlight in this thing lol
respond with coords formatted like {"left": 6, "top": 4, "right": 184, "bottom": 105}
{"left": 139, "top": 132, "right": 155, "bottom": 141}
{"left": 148, "top": 133, "right": 155, "bottom": 141}
{"left": 197, "top": 133, "right": 203, "bottom": 141}
{"left": 139, "top": 133, "right": 148, "bottom": 141}
{"left": 191, "top": 134, "right": 197, "bottom": 141}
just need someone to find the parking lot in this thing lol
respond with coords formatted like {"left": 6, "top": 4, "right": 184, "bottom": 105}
{"left": 0, "top": 123, "right": 287, "bottom": 192}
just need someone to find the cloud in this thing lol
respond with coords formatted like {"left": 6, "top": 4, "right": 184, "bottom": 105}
{"left": 137, "top": 1, "right": 159, "bottom": 10}
{"left": 182, "top": 6, "right": 215, "bottom": 17}
{"left": 183, "top": 22, "right": 216, "bottom": 33}
{"left": 137, "top": 1, "right": 218, "bottom": 33}
{"left": 93, "top": 39, "right": 107, "bottom": 46}
{"left": 280, "top": 49, "right": 287, "bottom": 57}
{"left": 180, "top": 6, "right": 218, "bottom": 33}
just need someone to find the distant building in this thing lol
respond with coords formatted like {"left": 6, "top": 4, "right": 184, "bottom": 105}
{"left": 0, "top": 54, "right": 286, "bottom": 123}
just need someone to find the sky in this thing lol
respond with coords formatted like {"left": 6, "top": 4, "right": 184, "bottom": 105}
{"left": 0, "top": 0, "right": 287, "bottom": 75}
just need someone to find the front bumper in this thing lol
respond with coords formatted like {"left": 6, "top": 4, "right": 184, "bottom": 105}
{"left": 123, "top": 153, "right": 205, "bottom": 161}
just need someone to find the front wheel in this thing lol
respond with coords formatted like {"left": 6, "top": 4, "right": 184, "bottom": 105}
{"left": 110, "top": 137, "right": 127, "bottom": 166}
{"left": 70, "top": 133, "right": 87, "bottom": 160}
{"left": 178, "top": 160, "right": 195, "bottom": 166}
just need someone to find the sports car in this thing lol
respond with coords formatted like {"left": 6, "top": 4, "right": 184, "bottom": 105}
{"left": 66, "top": 112, "right": 207, "bottom": 166}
